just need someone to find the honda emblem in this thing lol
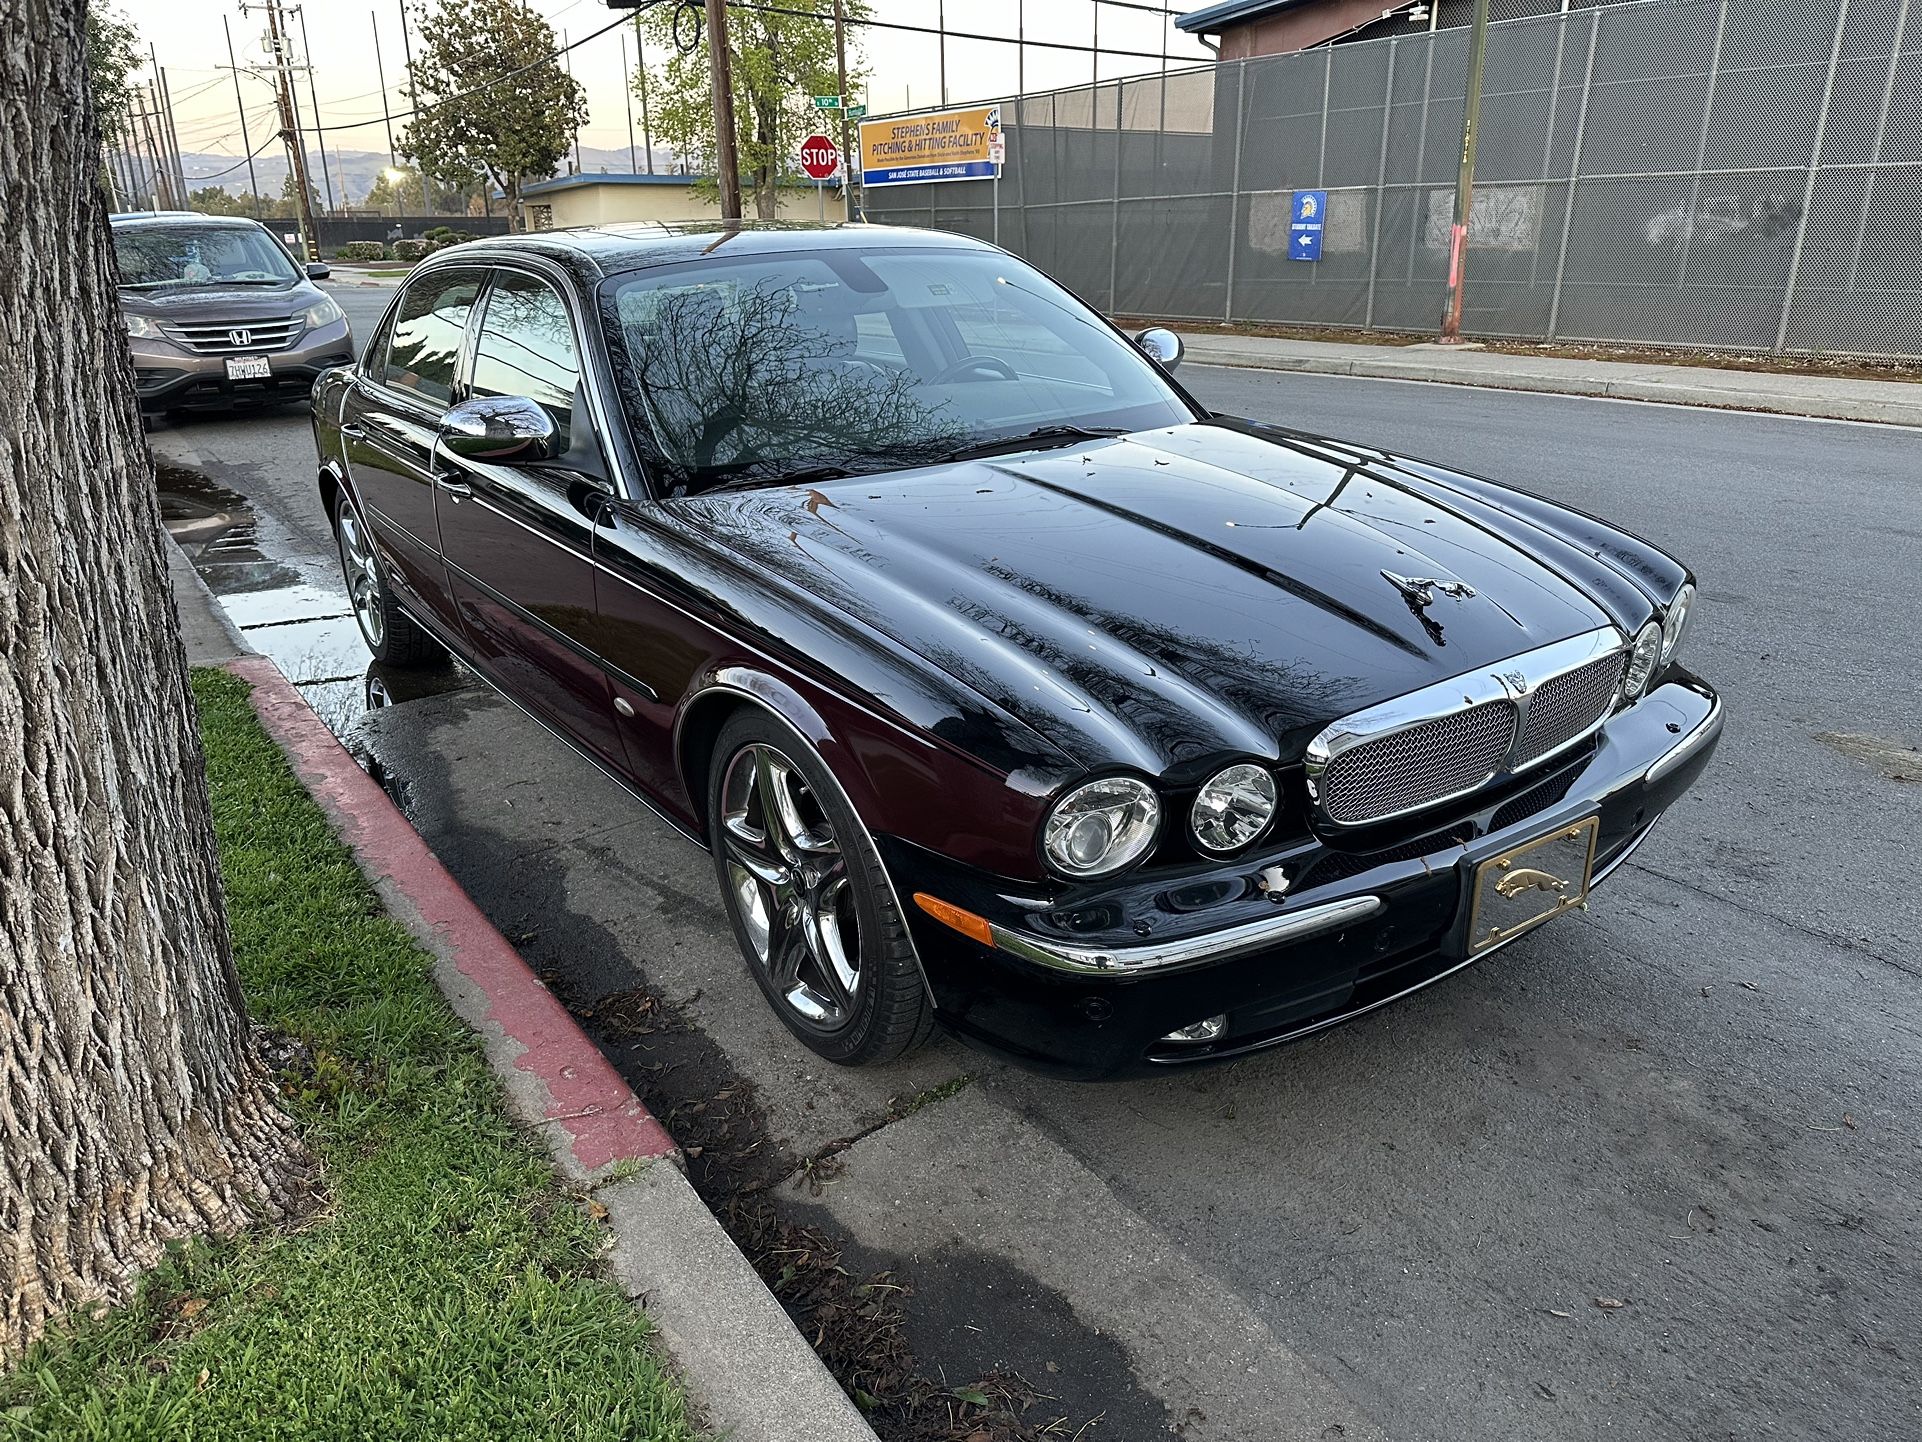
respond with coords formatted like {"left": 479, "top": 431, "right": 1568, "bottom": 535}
{"left": 228, "top": 328, "right": 252, "bottom": 347}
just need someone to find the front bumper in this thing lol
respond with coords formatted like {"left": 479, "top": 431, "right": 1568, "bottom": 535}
{"left": 883, "top": 674, "right": 1722, "bottom": 1080}
{"left": 130, "top": 319, "right": 353, "bottom": 412}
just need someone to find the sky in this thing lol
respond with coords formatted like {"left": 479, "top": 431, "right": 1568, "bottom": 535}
{"left": 114, "top": 0, "right": 1216, "bottom": 179}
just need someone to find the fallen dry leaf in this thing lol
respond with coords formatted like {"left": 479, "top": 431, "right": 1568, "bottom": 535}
{"left": 194, "top": 1368, "right": 211, "bottom": 1390}
{"left": 1546, "top": 1309, "right": 1573, "bottom": 1318}
{"left": 1594, "top": 1297, "right": 1628, "bottom": 1310}
{"left": 1844, "top": 1113, "right": 1858, "bottom": 1130}
{"left": 585, "top": 1200, "right": 610, "bottom": 1223}
{"left": 177, "top": 1297, "right": 209, "bottom": 1321}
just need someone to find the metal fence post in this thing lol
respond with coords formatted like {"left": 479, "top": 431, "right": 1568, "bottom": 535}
{"left": 1365, "top": 39, "right": 1398, "bottom": 328}
{"left": 1776, "top": 0, "right": 1852, "bottom": 353}
{"left": 1405, "top": 29, "right": 1438, "bottom": 284}
{"left": 1677, "top": 0, "right": 1730, "bottom": 287}
{"left": 1546, "top": 7, "right": 1600, "bottom": 339}
{"left": 1110, "top": 80, "right": 1124, "bottom": 314}
{"left": 1846, "top": 0, "right": 1910, "bottom": 293}
{"left": 1225, "top": 61, "right": 1248, "bottom": 322}
{"left": 1527, "top": 5, "right": 1572, "bottom": 297}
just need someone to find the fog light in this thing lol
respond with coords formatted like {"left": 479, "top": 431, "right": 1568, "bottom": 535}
{"left": 1162, "top": 1014, "right": 1226, "bottom": 1043}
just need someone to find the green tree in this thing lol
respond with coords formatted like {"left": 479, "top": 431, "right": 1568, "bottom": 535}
{"left": 364, "top": 163, "right": 470, "bottom": 214}
{"left": 635, "top": 2, "right": 869, "bottom": 220}
{"left": 83, "top": 4, "right": 141, "bottom": 139}
{"left": 397, "top": 0, "right": 584, "bottom": 231}
{"left": 187, "top": 184, "right": 254, "bottom": 217}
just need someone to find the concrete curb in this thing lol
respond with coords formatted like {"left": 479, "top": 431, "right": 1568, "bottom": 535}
{"left": 219, "top": 650, "right": 878, "bottom": 1442}
{"left": 1178, "top": 337, "right": 1922, "bottom": 427}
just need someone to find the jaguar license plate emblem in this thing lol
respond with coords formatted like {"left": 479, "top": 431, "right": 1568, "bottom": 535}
{"left": 1467, "top": 816, "right": 1599, "bottom": 956}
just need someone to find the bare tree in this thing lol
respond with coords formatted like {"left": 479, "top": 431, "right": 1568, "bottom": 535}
{"left": 0, "top": 0, "right": 310, "bottom": 1362}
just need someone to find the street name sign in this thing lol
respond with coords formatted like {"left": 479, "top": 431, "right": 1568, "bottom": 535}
{"left": 858, "top": 105, "right": 1002, "bottom": 187}
{"left": 1291, "top": 189, "right": 1327, "bottom": 261}
{"left": 812, "top": 95, "right": 843, "bottom": 109}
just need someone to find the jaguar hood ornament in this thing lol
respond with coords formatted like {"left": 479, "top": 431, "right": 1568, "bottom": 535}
{"left": 1382, "top": 570, "right": 1478, "bottom": 607}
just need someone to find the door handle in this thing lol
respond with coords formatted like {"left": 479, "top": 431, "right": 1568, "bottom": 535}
{"left": 340, "top": 423, "right": 367, "bottom": 441}
{"left": 435, "top": 473, "right": 473, "bottom": 502}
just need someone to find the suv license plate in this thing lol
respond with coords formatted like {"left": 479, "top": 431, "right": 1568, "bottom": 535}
{"left": 1466, "top": 816, "right": 1599, "bottom": 956}
{"left": 225, "top": 355, "right": 271, "bottom": 380}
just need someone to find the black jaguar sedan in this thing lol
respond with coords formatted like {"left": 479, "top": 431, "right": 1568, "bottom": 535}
{"left": 309, "top": 223, "right": 1722, "bottom": 1079}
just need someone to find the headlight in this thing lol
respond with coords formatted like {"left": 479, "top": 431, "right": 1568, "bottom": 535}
{"left": 1043, "top": 776, "right": 1160, "bottom": 878}
{"left": 300, "top": 296, "right": 344, "bottom": 329}
{"left": 1623, "top": 620, "right": 1663, "bottom": 699}
{"left": 1190, "top": 763, "right": 1277, "bottom": 854}
{"left": 123, "top": 313, "right": 163, "bottom": 339}
{"left": 1661, "top": 583, "right": 1695, "bottom": 665}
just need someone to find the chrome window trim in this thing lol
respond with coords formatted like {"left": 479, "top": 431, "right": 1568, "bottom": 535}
{"left": 1305, "top": 626, "right": 1626, "bottom": 828}
{"left": 990, "top": 894, "right": 1385, "bottom": 975}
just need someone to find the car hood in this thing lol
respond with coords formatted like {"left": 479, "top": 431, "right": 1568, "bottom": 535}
{"left": 692, "top": 421, "right": 1622, "bottom": 777}
{"left": 118, "top": 281, "right": 315, "bottom": 318}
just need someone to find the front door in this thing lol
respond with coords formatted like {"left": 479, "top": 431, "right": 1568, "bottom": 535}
{"left": 434, "top": 268, "right": 626, "bottom": 770}
{"left": 341, "top": 267, "right": 481, "bottom": 634}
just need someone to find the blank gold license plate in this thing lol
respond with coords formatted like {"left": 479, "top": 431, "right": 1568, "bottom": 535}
{"left": 1467, "top": 816, "right": 1599, "bottom": 956}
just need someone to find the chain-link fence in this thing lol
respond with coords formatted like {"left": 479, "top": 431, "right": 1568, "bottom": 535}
{"left": 861, "top": 0, "right": 1922, "bottom": 358}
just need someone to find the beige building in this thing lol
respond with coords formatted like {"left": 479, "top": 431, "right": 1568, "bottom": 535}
{"left": 516, "top": 173, "right": 841, "bottom": 230}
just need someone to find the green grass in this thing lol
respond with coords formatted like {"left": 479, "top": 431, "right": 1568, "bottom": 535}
{"left": 1, "top": 670, "right": 702, "bottom": 1442}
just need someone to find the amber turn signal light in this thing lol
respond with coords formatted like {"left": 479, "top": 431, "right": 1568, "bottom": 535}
{"left": 912, "top": 893, "right": 995, "bottom": 948}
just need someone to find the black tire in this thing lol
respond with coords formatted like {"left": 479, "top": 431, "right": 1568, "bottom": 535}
{"left": 706, "top": 709, "right": 934, "bottom": 1067}
{"left": 332, "top": 490, "right": 445, "bottom": 669}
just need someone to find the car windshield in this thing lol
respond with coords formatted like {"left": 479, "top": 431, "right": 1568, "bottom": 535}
{"left": 114, "top": 223, "right": 300, "bottom": 290}
{"left": 599, "top": 245, "right": 1195, "bottom": 494}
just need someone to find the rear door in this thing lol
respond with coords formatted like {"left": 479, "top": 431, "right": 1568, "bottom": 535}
{"left": 434, "top": 265, "right": 627, "bottom": 770}
{"left": 339, "top": 266, "right": 482, "bottom": 634}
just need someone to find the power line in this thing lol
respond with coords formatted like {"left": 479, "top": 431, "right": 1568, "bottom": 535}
{"left": 720, "top": 1, "right": 1212, "bottom": 64}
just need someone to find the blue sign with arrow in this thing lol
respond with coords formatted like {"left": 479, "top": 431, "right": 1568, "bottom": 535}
{"left": 1291, "top": 189, "right": 1327, "bottom": 262}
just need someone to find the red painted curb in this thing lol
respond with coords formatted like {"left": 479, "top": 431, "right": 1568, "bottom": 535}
{"left": 225, "top": 655, "right": 678, "bottom": 1171}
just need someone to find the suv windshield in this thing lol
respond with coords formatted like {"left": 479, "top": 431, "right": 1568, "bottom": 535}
{"left": 114, "top": 223, "right": 300, "bottom": 290}
{"left": 600, "top": 246, "right": 1194, "bottom": 494}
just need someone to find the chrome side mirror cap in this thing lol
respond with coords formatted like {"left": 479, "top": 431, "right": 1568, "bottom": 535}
{"left": 438, "top": 395, "right": 560, "bottom": 463}
{"left": 1134, "top": 326, "right": 1183, "bottom": 370}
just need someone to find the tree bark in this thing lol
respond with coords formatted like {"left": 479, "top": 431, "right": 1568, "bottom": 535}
{"left": 0, "top": 0, "right": 310, "bottom": 1363}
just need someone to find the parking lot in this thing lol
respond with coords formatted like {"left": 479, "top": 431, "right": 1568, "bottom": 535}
{"left": 154, "top": 281, "right": 1922, "bottom": 1441}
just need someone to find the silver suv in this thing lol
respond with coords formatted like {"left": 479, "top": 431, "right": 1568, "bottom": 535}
{"left": 112, "top": 211, "right": 354, "bottom": 414}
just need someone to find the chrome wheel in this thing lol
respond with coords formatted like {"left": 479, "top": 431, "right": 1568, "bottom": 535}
{"left": 336, "top": 503, "right": 384, "bottom": 650}
{"left": 718, "top": 742, "right": 862, "bottom": 1031}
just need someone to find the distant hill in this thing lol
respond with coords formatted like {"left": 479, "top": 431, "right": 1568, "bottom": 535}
{"left": 164, "top": 144, "right": 684, "bottom": 208}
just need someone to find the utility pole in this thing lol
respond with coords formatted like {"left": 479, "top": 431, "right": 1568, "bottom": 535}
{"left": 939, "top": 0, "right": 947, "bottom": 105}
{"left": 297, "top": 6, "right": 337, "bottom": 213}
{"left": 563, "top": 30, "right": 582, "bottom": 174}
{"left": 372, "top": 11, "right": 396, "bottom": 169}
{"left": 704, "top": 0, "right": 742, "bottom": 220}
{"left": 1437, "top": 0, "right": 1492, "bottom": 345}
{"left": 151, "top": 50, "right": 186, "bottom": 204}
{"left": 398, "top": 0, "right": 426, "bottom": 216}
{"left": 224, "top": 15, "right": 264, "bottom": 216}
{"left": 833, "top": 0, "right": 852, "bottom": 221}
{"left": 635, "top": 18, "right": 655, "bottom": 172}
{"left": 622, "top": 35, "right": 638, "bottom": 173}
{"left": 246, "top": 0, "right": 321, "bottom": 259}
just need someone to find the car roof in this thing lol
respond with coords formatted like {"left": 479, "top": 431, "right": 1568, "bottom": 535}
{"left": 422, "top": 221, "right": 993, "bottom": 285}
{"left": 109, "top": 211, "right": 266, "bottom": 229}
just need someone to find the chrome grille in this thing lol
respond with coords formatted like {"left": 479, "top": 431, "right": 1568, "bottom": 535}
{"left": 160, "top": 315, "right": 302, "bottom": 354}
{"left": 1513, "top": 651, "right": 1624, "bottom": 768}
{"left": 1317, "top": 701, "right": 1517, "bottom": 827}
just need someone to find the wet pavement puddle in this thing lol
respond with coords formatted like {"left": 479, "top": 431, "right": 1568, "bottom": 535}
{"left": 158, "top": 462, "right": 471, "bottom": 747}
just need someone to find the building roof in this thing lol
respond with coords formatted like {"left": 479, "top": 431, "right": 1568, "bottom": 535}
{"left": 1175, "top": 0, "right": 1316, "bottom": 33}
{"left": 515, "top": 171, "right": 712, "bottom": 198}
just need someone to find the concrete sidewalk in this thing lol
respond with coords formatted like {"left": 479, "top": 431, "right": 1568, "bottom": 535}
{"left": 1175, "top": 331, "right": 1922, "bottom": 426}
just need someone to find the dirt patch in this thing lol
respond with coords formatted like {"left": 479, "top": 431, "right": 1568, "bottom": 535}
{"left": 555, "top": 978, "right": 1113, "bottom": 1440}
{"left": 1814, "top": 731, "right": 1922, "bottom": 782}
{"left": 1117, "top": 315, "right": 1922, "bottom": 384}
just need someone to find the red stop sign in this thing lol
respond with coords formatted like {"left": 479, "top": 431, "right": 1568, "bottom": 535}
{"left": 799, "top": 133, "right": 841, "bottom": 181}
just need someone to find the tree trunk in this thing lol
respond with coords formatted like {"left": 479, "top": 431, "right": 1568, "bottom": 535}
{"left": 0, "top": 0, "right": 310, "bottom": 1363}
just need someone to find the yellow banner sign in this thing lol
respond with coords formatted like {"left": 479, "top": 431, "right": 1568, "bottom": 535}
{"left": 858, "top": 105, "right": 1002, "bottom": 187}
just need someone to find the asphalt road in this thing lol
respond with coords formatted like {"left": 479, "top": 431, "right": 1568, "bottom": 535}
{"left": 152, "top": 287, "right": 1922, "bottom": 1442}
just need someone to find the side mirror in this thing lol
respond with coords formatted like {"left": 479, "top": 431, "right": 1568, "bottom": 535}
{"left": 438, "top": 395, "right": 560, "bottom": 464}
{"left": 1134, "top": 326, "right": 1183, "bottom": 371}
{"left": 306, "top": 261, "right": 332, "bottom": 280}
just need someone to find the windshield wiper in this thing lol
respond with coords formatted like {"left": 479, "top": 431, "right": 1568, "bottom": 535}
{"left": 933, "top": 424, "right": 1127, "bottom": 464}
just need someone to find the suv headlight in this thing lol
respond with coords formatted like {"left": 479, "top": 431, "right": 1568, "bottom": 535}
{"left": 123, "top": 313, "right": 163, "bottom": 339}
{"left": 1043, "top": 776, "right": 1160, "bottom": 878}
{"left": 1661, "top": 583, "right": 1695, "bottom": 665}
{"left": 300, "top": 296, "right": 344, "bottom": 329}
{"left": 1623, "top": 620, "right": 1663, "bottom": 699}
{"left": 1190, "top": 763, "right": 1277, "bottom": 854}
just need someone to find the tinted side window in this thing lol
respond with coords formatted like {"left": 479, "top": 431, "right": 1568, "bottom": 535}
{"left": 381, "top": 270, "right": 480, "bottom": 406}
{"left": 469, "top": 272, "right": 580, "bottom": 450}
